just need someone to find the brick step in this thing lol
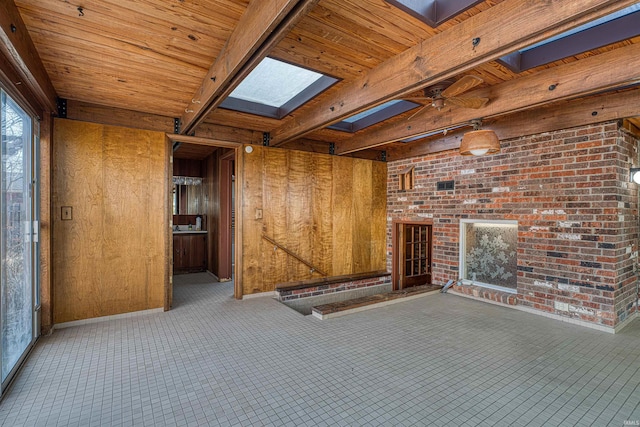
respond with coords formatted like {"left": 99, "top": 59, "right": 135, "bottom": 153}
{"left": 311, "top": 284, "right": 443, "bottom": 319}
{"left": 276, "top": 270, "right": 390, "bottom": 292}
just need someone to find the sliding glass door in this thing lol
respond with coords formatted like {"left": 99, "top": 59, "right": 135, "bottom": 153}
{"left": 1, "top": 89, "right": 38, "bottom": 390}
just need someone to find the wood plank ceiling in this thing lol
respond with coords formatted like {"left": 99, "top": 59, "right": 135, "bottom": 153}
{"left": 13, "top": 0, "right": 640, "bottom": 157}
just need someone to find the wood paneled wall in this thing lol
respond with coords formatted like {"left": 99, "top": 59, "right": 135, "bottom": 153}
{"left": 53, "top": 119, "right": 168, "bottom": 323}
{"left": 173, "top": 158, "right": 203, "bottom": 177}
{"left": 242, "top": 146, "right": 387, "bottom": 295}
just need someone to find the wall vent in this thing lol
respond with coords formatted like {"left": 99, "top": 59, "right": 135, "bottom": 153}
{"left": 437, "top": 180, "right": 455, "bottom": 191}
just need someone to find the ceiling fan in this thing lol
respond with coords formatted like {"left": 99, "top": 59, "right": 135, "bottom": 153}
{"left": 404, "top": 75, "right": 489, "bottom": 120}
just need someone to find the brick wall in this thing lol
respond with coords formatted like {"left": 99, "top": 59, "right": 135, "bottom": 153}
{"left": 387, "top": 121, "right": 640, "bottom": 329}
{"left": 276, "top": 275, "right": 391, "bottom": 301}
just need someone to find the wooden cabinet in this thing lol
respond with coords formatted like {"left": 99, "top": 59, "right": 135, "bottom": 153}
{"left": 173, "top": 235, "right": 186, "bottom": 270}
{"left": 187, "top": 234, "right": 206, "bottom": 269}
{"left": 173, "top": 234, "right": 207, "bottom": 273}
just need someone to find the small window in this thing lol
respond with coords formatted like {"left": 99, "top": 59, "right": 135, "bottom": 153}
{"left": 219, "top": 57, "right": 338, "bottom": 119}
{"left": 399, "top": 166, "right": 414, "bottom": 190}
{"left": 460, "top": 220, "right": 518, "bottom": 292}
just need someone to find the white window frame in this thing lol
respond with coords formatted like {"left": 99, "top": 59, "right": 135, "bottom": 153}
{"left": 459, "top": 219, "right": 518, "bottom": 294}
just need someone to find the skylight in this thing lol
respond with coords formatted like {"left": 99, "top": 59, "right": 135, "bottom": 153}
{"left": 219, "top": 57, "right": 338, "bottom": 119}
{"left": 499, "top": 4, "right": 640, "bottom": 73}
{"left": 385, "top": 0, "right": 484, "bottom": 27}
{"left": 524, "top": 4, "right": 639, "bottom": 51}
{"left": 229, "top": 58, "right": 322, "bottom": 107}
{"left": 328, "top": 100, "right": 420, "bottom": 133}
{"left": 400, "top": 124, "right": 469, "bottom": 143}
{"left": 343, "top": 101, "right": 404, "bottom": 123}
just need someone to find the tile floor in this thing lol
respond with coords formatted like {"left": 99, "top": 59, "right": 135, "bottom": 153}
{"left": 0, "top": 273, "right": 639, "bottom": 426}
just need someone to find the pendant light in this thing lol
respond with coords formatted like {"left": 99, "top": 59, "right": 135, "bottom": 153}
{"left": 459, "top": 120, "right": 500, "bottom": 156}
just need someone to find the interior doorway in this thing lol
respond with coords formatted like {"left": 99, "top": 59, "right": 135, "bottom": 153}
{"left": 165, "top": 135, "right": 243, "bottom": 309}
{"left": 392, "top": 220, "right": 432, "bottom": 290}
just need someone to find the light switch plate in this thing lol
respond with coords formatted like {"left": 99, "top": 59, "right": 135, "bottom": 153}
{"left": 61, "top": 206, "right": 73, "bottom": 220}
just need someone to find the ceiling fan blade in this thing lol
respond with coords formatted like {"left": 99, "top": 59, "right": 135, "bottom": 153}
{"left": 441, "top": 75, "right": 484, "bottom": 98}
{"left": 406, "top": 104, "right": 430, "bottom": 120}
{"left": 446, "top": 96, "right": 489, "bottom": 109}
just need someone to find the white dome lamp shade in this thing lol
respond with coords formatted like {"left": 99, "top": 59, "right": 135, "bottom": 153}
{"left": 630, "top": 168, "right": 640, "bottom": 184}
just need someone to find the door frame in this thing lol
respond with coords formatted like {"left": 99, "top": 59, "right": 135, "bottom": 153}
{"left": 165, "top": 134, "right": 244, "bottom": 309}
{"left": 391, "top": 219, "right": 433, "bottom": 291}
{"left": 219, "top": 150, "right": 234, "bottom": 281}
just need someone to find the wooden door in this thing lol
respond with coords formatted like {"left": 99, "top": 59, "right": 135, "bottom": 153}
{"left": 399, "top": 224, "right": 432, "bottom": 288}
{"left": 173, "top": 235, "right": 185, "bottom": 270}
{"left": 174, "top": 234, "right": 207, "bottom": 271}
{"left": 188, "top": 234, "right": 207, "bottom": 269}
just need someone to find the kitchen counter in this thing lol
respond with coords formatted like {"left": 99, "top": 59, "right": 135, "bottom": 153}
{"left": 173, "top": 230, "right": 207, "bottom": 234}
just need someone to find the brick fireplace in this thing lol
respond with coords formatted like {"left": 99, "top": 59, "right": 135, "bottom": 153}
{"left": 386, "top": 121, "right": 640, "bottom": 332}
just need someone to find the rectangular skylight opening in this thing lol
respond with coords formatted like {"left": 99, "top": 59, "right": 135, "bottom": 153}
{"left": 499, "top": 4, "right": 640, "bottom": 73}
{"left": 385, "top": 0, "right": 484, "bottom": 27}
{"left": 522, "top": 4, "right": 639, "bottom": 53}
{"left": 220, "top": 57, "right": 338, "bottom": 119}
{"left": 328, "top": 100, "right": 420, "bottom": 133}
{"left": 400, "top": 123, "right": 469, "bottom": 143}
{"left": 343, "top": 101, "right": 404, "bottom": 123}
{"left": 229, "top": 58, "right": 322, "bottom": 107}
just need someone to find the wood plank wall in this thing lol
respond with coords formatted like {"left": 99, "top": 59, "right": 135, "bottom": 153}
{"left": 173, "top": 158, "right": 203, "bottom": 177}
{"left": 52, "top": 119, "right": 168, "bottom": 323}
{"left": 242, "top": 146, "right": 387, "bottom": 294}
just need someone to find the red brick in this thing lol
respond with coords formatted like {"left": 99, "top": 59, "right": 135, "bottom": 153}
{"left": 387, "top": 122, "right": 639, "bottom": 329}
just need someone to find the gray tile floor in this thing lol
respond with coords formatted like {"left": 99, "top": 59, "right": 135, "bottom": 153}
{"left": 1, "top": 273, "right": 639, "bottom": 426}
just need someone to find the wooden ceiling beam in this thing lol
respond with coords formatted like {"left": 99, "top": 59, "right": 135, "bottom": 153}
{"left": 66, "top": 100, "right": 175, "bottom": 133}
{"left": 194, "top": 122, "right": 264, "bottom": 145}
{"left": 66, "top": 100, "right": 264, "bottom": 145}
{"left": 336, "top": 41, "right": 640, "bottom": 154}
{"left": 622, "top": 117, "right": 640, "bottom": 138}
{"left": 269, "top": 0, "right": 635, "bottom": 146}
{"left": 625, "top": 118, "right": 640, "bottom": 137}
{"left": 166, "top": 134, "right": 242, "bottom": 149}
{"left": 0, "top": 48, "right": 42, "bottom": 117}
{"left": 277, "top": 138, "right": 384, "bottom": 161}
{"left": 180, "top": 0, "right": 319, "bottom": 135}
{"left": 385, "top": 87, "right": 640, "bottom": 161}
{"left": 0, "top": 0, "right": 57, "bottom": 113}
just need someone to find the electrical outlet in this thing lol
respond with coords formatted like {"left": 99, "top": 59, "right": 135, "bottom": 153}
{"left": 61, "top": 206, "right": 73, "bottom": 220}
